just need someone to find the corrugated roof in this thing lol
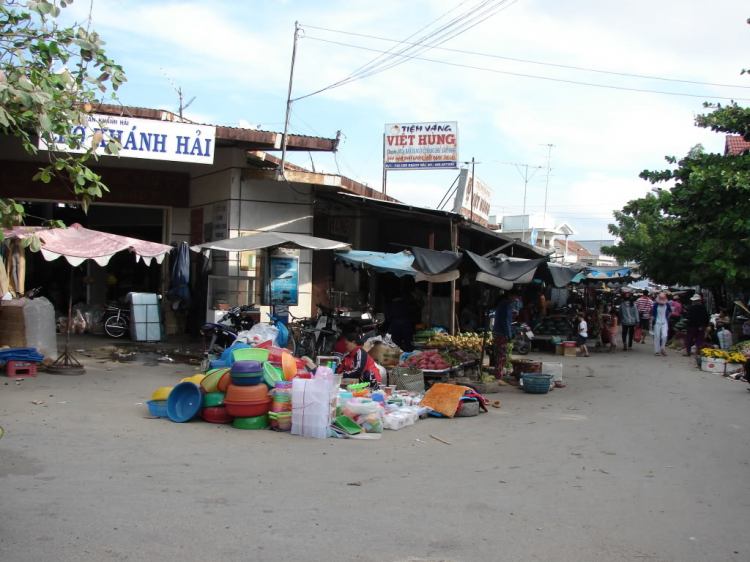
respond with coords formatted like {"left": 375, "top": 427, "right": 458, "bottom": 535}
{"left": 554, "top": 239, "right": 593, "bottom": 255}
{"left": 725, "top": 135, "right": 750, "bottom": 155}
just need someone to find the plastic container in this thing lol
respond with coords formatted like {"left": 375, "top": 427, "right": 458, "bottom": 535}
{"left": 180, "top": 374, "right": 206, "bottom": 385}
{"left": 256, "top": 342, "right": 293, "bottom": 363}
{"left": 200, "top": 406, "right": 233, "bottom": 424}
{"left": 226, "top": 384, "right": 269, "bottom": 402}
{"left": 520, "top": 373, "right": 553, "bottom": 394}
{"left": 233, "top": 415, "right": 270, "bottom": 430}
{"left": 224, "top": 397, "right": 273, "bottom": 418}
{"left": 268, "top": 411, "right": 292, "bottom": 431}
{"left": 152, "top": 387, "right": 173, "bottom": 401}
{"left": 230, "top": 374, "right": 264, "bottom": 386}
{"left": 231, "top": 348, "right": 270, "bottom": 362}
{"left": 202, "top": 392, "right": 226, "bottom": 408}
{"left": 281, "top": 353, "right": 297, "bottom": 381}
{"left": 263, "top": 362, "right": 284, "bottom": 388}
{"left": 166, "top": 382, "right": 203, "bottom": 422}
{"left": 201, "top": 368, "right": 229, "bottom": 393}
{"left": 231, "top": 360, "right": 263, "bottom": 374}
{"left": 217, "top": 371, "right": 232, "bottom": 392}
{"left": 146, "top": 399, "right": 168, "bottom": 417}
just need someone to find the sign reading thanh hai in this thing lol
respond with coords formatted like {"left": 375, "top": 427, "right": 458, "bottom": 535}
{"left": 39, "top": 113, "right": 216, "bottom": 165}
{"left": 384, "top": 121, "right": 458, "bottom": 170}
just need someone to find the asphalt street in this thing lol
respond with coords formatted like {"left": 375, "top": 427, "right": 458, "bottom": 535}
{"left": 1, "top": 339, "right": 749, "bottom": 562}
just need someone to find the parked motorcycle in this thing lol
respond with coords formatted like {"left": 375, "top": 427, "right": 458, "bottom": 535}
{"left": 200, "top": 304, "right": 257, "bottom": 358}
{"left": 511, "top": 321, "right": 533, "bottom": 355}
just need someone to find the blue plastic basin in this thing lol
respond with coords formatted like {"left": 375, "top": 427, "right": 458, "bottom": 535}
{"left": 230, "top": 374, "right": 264, "bottom": 386}
{"left": 231, "top": 360, "right": 262, "bottom": 374}
{"left": 147, "top": 399, "right": 168, "bottom": 417}
{"left": 166, "top": 382, "right": 203, "bottom": 422}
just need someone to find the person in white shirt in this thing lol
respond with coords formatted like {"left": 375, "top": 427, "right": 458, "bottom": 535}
{"left": 576, "top": 313, "right": 590, "bottom": 357}
{"left": 650, "top": 292, "right": 672, "bottom": 356}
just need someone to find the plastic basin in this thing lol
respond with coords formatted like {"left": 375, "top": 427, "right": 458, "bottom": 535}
{"left": 217, "top": 371, "right": 232, "bottom": 392}
{"left": 200, "top": 406, "right": 233, "bottom": 424}
{"left": 180, "top": 374, "right": 206, "bottom": 385}
{"left": 226, "top": 384, "right": 268, "bottom": 402}
{"left": 224, "top": 397, "right": 272, "bottom": 418}
{"left": 152, "top": 387, "right": 173, "bottom": 401}
{"left": 232, "top": 348, "right": 270, "bottom": 362}
{"left": 268, "top": 411, "right": 292, "bottom": 431}
{"left": 230, "top": 374, "right": 264, "bottom": 386}
{"left": 147, "top": 399, "right": 168, "bottom": 417}
{"left": 166, "top": 382, "right": 203, "bottom": 422}
{"left": 232, "top": 415, "right": 270, "bottom": 430}
{"left": 231, "top": 360, "right": 263, "bottom": 374}
{"left": 201, "top": 368, "right": 229, "bottom": 393}
{"left": 202, "top": 392, "right": 226, "bottom": 408}
{"left": 263, "top": 362, "right": 284, "bottom": 388}
{"left": 281, "top": 353, "right": 297, "bottom": 381}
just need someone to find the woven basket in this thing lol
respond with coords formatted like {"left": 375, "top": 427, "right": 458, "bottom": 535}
{"left": 520, "top": 373, "right": 552, "bottom": 394}
{"left": 0, "top": 305, "right": 27, "bottom": 349}
{"left": 390, "top": 367, "right": 425, "bottom": 393}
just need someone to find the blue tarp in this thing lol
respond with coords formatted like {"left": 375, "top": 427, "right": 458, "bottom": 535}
{"left": 0, "top": 347, "right": 44, "bottom": 364}
{"left": 334, "top": 250, "right": 417, "bottom": 277}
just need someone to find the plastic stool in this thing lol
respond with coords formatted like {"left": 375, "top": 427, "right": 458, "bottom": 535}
{"left": 6, "top": 360, "right": 37, "bottom": 377}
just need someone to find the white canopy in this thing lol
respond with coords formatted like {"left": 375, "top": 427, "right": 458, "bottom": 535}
{"left": 191, "top": 232, "right": 350, "bottom": 253}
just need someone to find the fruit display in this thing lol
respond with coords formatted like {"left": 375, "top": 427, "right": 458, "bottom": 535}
{"left": 445, "top": 332, "right": 492, "bottom": 353}
{"left": 401, "top": 350, "right": 451, "bottom": 371}
{"left": 533, "top": 316, "right": 571, "bottom": 337}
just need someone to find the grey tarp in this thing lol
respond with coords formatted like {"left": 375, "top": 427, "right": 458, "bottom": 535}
{"left": 547, "top": 262, "right": 584, "bottom": 287}
{"left": 410, "top": 247, "right": 463, "bottom": 275}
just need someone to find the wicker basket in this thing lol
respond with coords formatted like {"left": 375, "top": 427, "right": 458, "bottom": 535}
{"left": 520, "top": 373, "right": 553, "bottom": 394}
{"left": 0, "top": 305, "right": 27, "bottom": 349}
{"left": 390, "top": 367, "right": 425, "bottom": 393}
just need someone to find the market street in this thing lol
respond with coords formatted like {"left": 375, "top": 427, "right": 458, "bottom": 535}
{"left": 1, "top": 342, "right": 748, "bottom": 562}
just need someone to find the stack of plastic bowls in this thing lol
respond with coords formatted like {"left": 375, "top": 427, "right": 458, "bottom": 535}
{"left": 200, "top": 391, "right": 232, "bottom": 423}
{"left": 269, "top": 380, "right": 293, "bottom": 431}
{"left": 224, "top": 362, "right": 272, "bottom": 428}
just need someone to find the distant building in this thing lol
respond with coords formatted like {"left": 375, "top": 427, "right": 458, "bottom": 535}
{"left": 573, "top": 239, "right": 619, "bottom": 267}
{"left": 491, "top": 213, "right": 575, "bottom": 251}
{"left": 553, "top": 238, "right": 593, "bottom": 265}
{"left": 725, "top": 135, "right": 750, "bottom": 156}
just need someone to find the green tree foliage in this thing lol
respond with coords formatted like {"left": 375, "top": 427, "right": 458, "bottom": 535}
{"left": 0, "top": 0, "right": 126, "bottom": 245}
{"left": 605, "top": 101, "right": 750, "bottom": 289}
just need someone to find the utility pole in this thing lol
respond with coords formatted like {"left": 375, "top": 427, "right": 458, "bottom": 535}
{"left": 278, "top": 22, "right": 301, "bottom": 180}
{"left": 542, "top": 143, "right": 555, "bottom": 227}
{"left": 494, "top": 160, "right": 547, "bottom": 215}
{"left": 469, "top": 157, "right": 475, "bottom": 223}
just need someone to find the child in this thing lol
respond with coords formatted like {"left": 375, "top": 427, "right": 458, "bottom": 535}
{"left": 607, "top": 311, "right": 619, "bottom": 352}
{"left": 577, "top": 313, "right": 590, "bottom": 357}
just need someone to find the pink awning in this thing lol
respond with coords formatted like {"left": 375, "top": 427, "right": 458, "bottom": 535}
{"left": 3, "top": 224, "right": 172, "bottom": 266}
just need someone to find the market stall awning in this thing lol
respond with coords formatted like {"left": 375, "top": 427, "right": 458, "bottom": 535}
{"left": 583, "top": 265, "right": 632, "bottom": 279}
{"left": 3, "top": 224, "right": 172, "bottom": 266}
{"left": 409, "top": 247, "right": 462, "bottom": 283}
{"left": 191, "top": 232, "right": 350, "bottom": 253}
{"left": 464, "top": 251, "right": 545, "bottom": 289}
{"left": 547, "top": 262, "right": 584, "bottom": 287}
{"left": 334, "top": 250, "right": 416, "bottom": 277}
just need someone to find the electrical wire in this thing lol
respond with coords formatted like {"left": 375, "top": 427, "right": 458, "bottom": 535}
{"left": 295, "top": 0, "right": 520, "bottom": 101}
{"left": 302, "top": 37, "right": 750, "bottom": 102}
{"left": 302, "top": 25, "right": 750, "bottom": 90}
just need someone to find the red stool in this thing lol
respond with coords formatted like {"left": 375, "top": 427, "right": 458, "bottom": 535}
{"left": 5, "top": 360, "right": 37, "bottom": 377}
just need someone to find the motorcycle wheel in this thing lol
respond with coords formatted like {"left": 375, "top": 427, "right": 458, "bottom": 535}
{"left": 514, "top": 338, "right": 531, "bottom": 355}
{"left": 104, "top": 316, "right": 128, "bottom": 338}
{"left": 295, "top": 332, "right": 315, "bottom": 359}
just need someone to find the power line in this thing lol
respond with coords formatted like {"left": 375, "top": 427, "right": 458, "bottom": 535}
{"left": 302, "top": 37, "right": 750, "bottom": 102}
{"left": 302, "top": 25, "right": 750, "bottom": 90}
{"left": 295, "top": 0, "right": 520, "bottom": 101}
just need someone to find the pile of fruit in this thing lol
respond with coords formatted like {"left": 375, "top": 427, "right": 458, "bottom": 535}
{"left": 533, "top": 316, "right": 571, "bottom": 337}
{"left": 701, "top": 348, "right": 747, "bottom": 363}
{"left": 446, "top": 332, "right": 492, "bottom": 353}
{"left": 448, "top": 349, "right": 477, "bottom": 363}
{"left": 400, "top": 350, "right": 451, "bottom": 371}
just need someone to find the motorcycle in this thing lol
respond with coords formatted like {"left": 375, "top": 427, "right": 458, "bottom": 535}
{"left": 200, "top": 304, "right": 257, "bottom": 358}
{"left": 511, "top": 321, "right": 533, "bottom": 355}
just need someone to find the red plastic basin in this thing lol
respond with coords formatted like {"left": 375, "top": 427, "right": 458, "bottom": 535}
{"left": 200, "top": 406, "right": 233, "bottom": 424}
{"left": 224, "top": 397, "right": 272, "bottom": 418}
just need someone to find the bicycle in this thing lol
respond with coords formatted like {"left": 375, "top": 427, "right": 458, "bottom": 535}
{"left": 286, "top": 311, "right": 319, "bottom": 358}
{"left": 103, "top": 303, "right": 130, "bottom": 338}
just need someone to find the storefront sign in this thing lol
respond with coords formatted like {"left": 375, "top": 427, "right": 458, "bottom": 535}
{"left": 453, "top": 168, "right": 492, "bottom": 225}
{"left": 267, "top": 248, "right": 299, "bottom": 306}
{"left": 39, "top": 113, "right": 216, "bottom": 165}
{"left": 384, "top": 121, "right": 458, "bottom": 170}
{"left": 212, "top": 202, "right": 228, "bottom": 242}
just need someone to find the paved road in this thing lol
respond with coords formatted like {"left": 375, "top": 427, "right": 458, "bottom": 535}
{"left": 1, "top": 343, "right": 748, "bottom": 562}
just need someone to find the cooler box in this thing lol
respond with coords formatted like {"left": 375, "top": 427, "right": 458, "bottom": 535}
{"left": 128, "top": 293, "right": 164, "bottom": 342}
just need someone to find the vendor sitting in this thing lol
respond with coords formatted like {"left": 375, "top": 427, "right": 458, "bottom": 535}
{"left": 338, "top": 332, "right": 381, "bottom": 390}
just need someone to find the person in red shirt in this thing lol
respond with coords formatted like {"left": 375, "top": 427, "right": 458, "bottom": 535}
{"left": 338, "top": 333, "right": 381, "bottom": 389}
{"left": 635, "top": 291, "right": 653, "bottom": 344}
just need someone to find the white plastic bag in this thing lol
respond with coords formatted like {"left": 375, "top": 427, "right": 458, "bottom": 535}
{"left": 243, "top": 323, "right": 280, "bottom": 346}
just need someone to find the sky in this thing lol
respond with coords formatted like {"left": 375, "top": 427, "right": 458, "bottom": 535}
{"left": 63, "top": 0, "right": 750, "bottom": 240}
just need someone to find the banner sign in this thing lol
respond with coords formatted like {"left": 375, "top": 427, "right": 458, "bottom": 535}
{"left": 453, "top": 168, "right": 492, "bottom": 226}
{"left": 384, "top": 121, "right": 458, "bottom": 170}
{"left": 267, "top": 248, "right": 299, "bottom": 306}
{"left": 39, "top": 113, "right": 216, "bottom": 165}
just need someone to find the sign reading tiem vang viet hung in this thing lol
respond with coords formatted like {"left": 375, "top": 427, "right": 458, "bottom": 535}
{"left": 39, "top": 113, "right": 216, "bottom": 165}
{"left": 384, "top": 122, "right": 458, "bottom": 170}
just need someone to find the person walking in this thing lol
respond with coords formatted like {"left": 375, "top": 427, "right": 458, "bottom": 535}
{"left": 493, "top": 290, "right": 515, "bottom": 377}
{"left": 668, "top": 295, "right": 683, "bottom": 341}
{"left": 651, "top": 292, "right": 672, "bottom": 356}
{"left": 576, "top": 312, "right": 590, "bottom": 357}
{"left": 635, "top": 291, "right": 653, "bottom": 344}
{"left": 683, "top": 294, "right": 709, "bottom": 357}
{"left": 607, "top": 308, "right": 619, "bottom": 352}
{"left": 620, "top": 295, "right": 638, "bottom": 350}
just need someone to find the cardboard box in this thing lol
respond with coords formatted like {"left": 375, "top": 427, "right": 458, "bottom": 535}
{"left": 555, "top": 344, "right": 564, "bottom": 355}
{"left": 367, "top": 342, "right": 402, "bottom": 366}
{"left": 564, "top": 346, "right": 577, "bottom": 357}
